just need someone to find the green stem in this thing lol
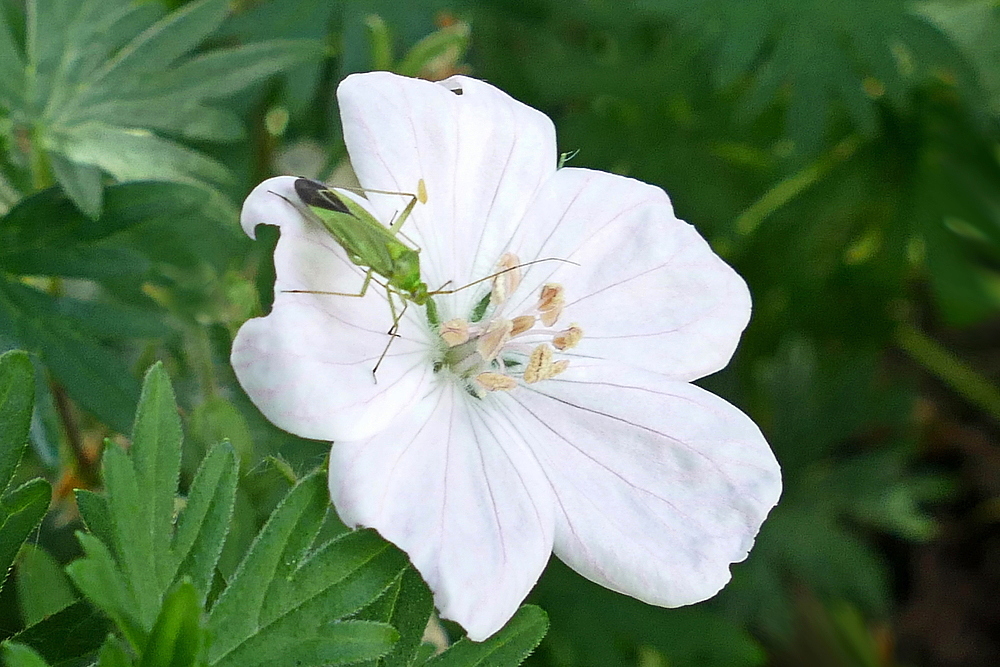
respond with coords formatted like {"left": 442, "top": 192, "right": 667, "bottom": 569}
{"left": 896, "top": 323, "right": 1000, "bottom": 425}
{"left": 734, "top": 135, "right": 859, "bottom": 237}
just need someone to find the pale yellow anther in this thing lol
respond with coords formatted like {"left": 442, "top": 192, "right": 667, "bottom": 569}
{"left": 537, "top": 283, "right": 565, "bottom": 326}
{"left": 491, "top": 252, "right": 522, "bottom": 305}
{"left": 476, "top": 319, "right": 513, "bottom": 361}
{"left": 510, "top": 315, "right": 536, "bottom": 337}
{"left": 523, "top": 344, "right": 569, "bottom": 383}
{"left": 475, "top": 372, "right": 518, "bottom": 392}
{"left": 439, "top": 319, "right": 470, "bottom": 347}
{"left": 552, "top": 324, "right": 583, "bottom": 350}
{"left": 417, "top": 179, "right": 428, "bottom": 204}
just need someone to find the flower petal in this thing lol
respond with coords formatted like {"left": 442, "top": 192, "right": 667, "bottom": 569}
{"left": 507, "top": 360, "right": 780, "bottom": 607}
{"left": 231, "top": 176, "right": 434, "bottom": 441}
{"left": 328, "top": 382, "right": 555, "bottom": 641}
{"left": 502, "top": 167, "right": 751, "bottom": 381}
{"left": 337, "top": 71, "right": 557, "bottom": 316}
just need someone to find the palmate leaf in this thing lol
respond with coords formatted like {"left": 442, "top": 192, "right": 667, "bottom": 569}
{"left": 60, "top": 363, "right": 406, "bottom": 667}
{"left": 639, "top": 0, "right": 983, "bottom": 153}
{"left": 422, "top": 606, "right": 549, "bottom": 667}
{"left": 0, "top": 0, "right": 324, "bottom": 216}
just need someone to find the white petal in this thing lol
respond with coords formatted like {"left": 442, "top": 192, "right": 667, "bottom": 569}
{"left": 337, "top": 72, "right": 557, "bottom": 317}
{"left": 508, "top": 360, "right": 780, "bottom": 607}
{"left": 231, "top": 177, "right": 434, "bottom": 441}
{"left": 328, "top": 382, "right": 555, "bottom": 641}
{"left": 502, "top": 168, "right": 751, "bottom": 381}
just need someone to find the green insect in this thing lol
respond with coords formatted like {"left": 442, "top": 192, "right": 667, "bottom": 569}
{"left": 275, "top": 177, "right": 565, "bottom": 378}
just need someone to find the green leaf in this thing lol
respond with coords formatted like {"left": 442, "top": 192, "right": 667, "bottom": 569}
{"left": 5, "top": 601, "right": 109, "bottom": 666}
{"left": 0, "top": 479, "right": 51, "bottom": 596}
{"left": 100, "top": 362, "right": 181, "bottom": 628}
{"left": 97, "top": 636, "right": 134, "bottom": 667}
{"left": 171, "top": 444, "right": 238, "bottom": 601}
{"left": 354, "top": 567, "right": 433, "bottom": 667}
{"left": 215, "top": 621, "right": 398, "bottom": 667}
{"left": 208, "top": 474, "right": 408, "bottom": 667}
{"left": 0, "top": 350, "right": 33, "bottom": 496}
{"left": 15, "top": 544, "right": 77, "bottom": 627}
{"left": 74, "top": 489, "right": 114, "bottom": 556}
{"left": 65, "top": 532, "right": 145, "bottom": 651}
{"left": 138, "top": 580, "right": 208, "bottom": 667}
{"left": 424, "top": 606, "right": 548, "bottom": 667}
{"left": 0, "top": 279, "right": 142, "bottom": 433}
{"left": 1, "top": 642, "right": 51, "bottom": 667}
{"left": 48, "top": 152, "right": 104, "bottom": 218}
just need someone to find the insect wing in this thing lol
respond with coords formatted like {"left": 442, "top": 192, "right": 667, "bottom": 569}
{"left": 294, "top": 179, "right": 403, "bottom": 278}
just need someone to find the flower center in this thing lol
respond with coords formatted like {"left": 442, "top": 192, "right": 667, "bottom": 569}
{"left": 434, "top": 253, "right": 582, "bottom": 396}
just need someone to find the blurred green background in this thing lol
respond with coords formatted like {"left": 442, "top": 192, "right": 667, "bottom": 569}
{"left": 2, "top": 0, "right": 1000, "bottom": 665}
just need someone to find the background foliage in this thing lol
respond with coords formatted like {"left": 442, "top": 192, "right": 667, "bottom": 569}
{"left": 1, "top": 0, "right": 1000, "bottom": 665}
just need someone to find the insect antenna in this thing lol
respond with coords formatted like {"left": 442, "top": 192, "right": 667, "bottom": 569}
{"left": 427, "top": 257, "right": 579, "bottom": 296}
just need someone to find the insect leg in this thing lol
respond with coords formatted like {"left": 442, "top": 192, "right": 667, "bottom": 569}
{"left": 372, "top": 289, "right": 410, "bottom": 380}
{"left": 282, "top": 269, "right": 379, "bottom": 298}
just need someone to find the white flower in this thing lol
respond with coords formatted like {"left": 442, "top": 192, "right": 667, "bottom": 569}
{"left": 231, "top": 71, "right": 781, "bottom": 641}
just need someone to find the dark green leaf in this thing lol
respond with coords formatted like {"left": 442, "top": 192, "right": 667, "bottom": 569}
{"left": 0, "top": 350, "right": 33, "bottom": 496}
{"left": 64, "top": 533, "right": 145, "bottom": 651}
{"left": 425, "top": 606, "right": 548, "bottom": 667}
{"left": 214, "top": 620, "right": 398, "bottom": 667}
{"left": 355, "top": 568, "right": 433, "bottom": 667}
{"left": 7, "top": 601, "right": 109, "bottom": 667}
{"left": 0, "top": 479, "right": 51, "bottom": 596}
{"left": 48, "top": 153, "right": 104, "bottom": 219}
{"left": 74, "top": 490, "right": 114, "bottom": 556}
{"left": 15, "top": 544, "right": 77, "bottom": 627}
{"left": 0, "top": 279, "right": 141, "bottom": 432}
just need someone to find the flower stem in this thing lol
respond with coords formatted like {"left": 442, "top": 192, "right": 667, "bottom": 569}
{"left": 895, "top": 323, "right": 1000, "bottom": 425}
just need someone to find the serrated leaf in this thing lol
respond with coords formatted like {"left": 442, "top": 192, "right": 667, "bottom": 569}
{"left": 138, "top": 580, "right": 208, "bottom": 667}
{"left": 424, "top": 606, "right": 548, "bottom": 667}
{"left": 16, "top": 544, "right": 77, "bottom": 627}
{"left": 0, "top": 479, "right": 51, "bottom": 595}
{"left": 1, "top": 642, "right": 51, "bottom": 667}
{"left": 216, "top": 620, "right": 398, "bottom": 667}
{"left": 0, "top": 350, "right": 33, "bottom": 496}
{"left": 65, "top": 532, "right": 145, "bottom": 651}
{"left": 74, "top": 489, "right": 114, "bottom": 555}
{"left": 208, "top": 475, "right": 408, "bottom": 667}
{"left": 5, "top": 601, "right": 109, "bottom": 667}
{"left": 101, "top": 362, "right": 181, "bottom": 628}
{"left": 171, "top": 444, "right": 237, "bottom": 600}
{"left": 355, "top": 567, "right": 433, "bottom": 667}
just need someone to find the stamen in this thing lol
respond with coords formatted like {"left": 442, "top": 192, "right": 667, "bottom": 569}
{"left": 511, "top": 315, "right": 536, "bottom": 337}
{"left": 476, "top": 319, "right": 513, "bottom": 361}
{"left": 537, "top": 283, "right": 565, "bottom": 326}
{"left": 476, "top": 372, "right": 517, "bottom": 392}
{"left": 552, "top": 324, "right": 583, "bottom": 350}
{"left": 523, "top": 344, "right": 569, "bottom": 383}
{"left": 491, "top": 253, "right": 522, "bottom": 305}
{"left": 439, "top": 319, "right": 470, "bottom": 347}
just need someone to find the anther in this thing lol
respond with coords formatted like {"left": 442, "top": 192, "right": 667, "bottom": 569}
{"left": 476, "top": 372, "right": 517, "bottom": 392}
{"left": 537, "top": 283, "right": 565, "bottom": 326}
{"left": 511, "top": 315, "right": 536, "bottom": 337}
{"left": 523, "top": 344, "right": 569, "bottom": 383}
{"left": 476, "top": 319, "right": 513, "bottom": 361}
{"left": 552, "top": 324, "right": 583, "bottom": 350}
{"left": 491, "top": 253, "right": 522, "bottom": 305}
{"left": 439, "top": 319, "right": 470, "bottom": 347}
